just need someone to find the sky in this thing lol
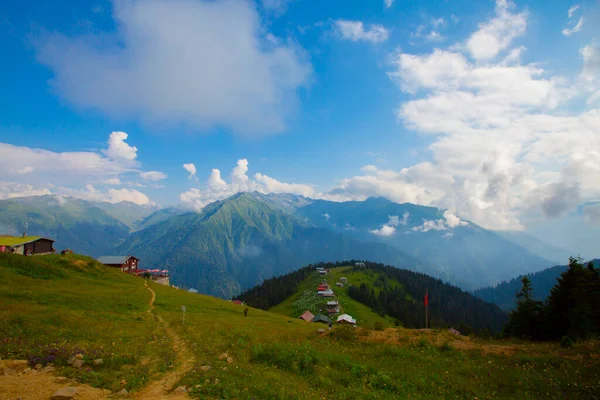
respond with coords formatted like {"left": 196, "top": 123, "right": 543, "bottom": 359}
{"left": 0, "top": 0, "right": 599, "bottom": 254}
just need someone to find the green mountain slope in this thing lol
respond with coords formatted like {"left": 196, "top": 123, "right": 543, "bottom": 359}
{"left": 291, "top": 196, "right": 554, "bottom": 289}
{"left": 472, "top": 258, "right": 599, "bottom": 311}
{"left": 118, "top": 193, "right": 434, "bottom": 298}
{"left": 1, "top": 253, "right": 599, "bottom": 399}
{"left": 94, "top": 201, "right": 156, "bottom": 229}
{"left": 238, "top": 261, "right": 509, "bottom": 333}
{"left": 0, "top": 195, "right": 130, "bottom": 256}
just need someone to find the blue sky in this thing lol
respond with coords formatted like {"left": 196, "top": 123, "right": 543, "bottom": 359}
{"left": 0, "top": 0, "right": 599, "bottom": 254}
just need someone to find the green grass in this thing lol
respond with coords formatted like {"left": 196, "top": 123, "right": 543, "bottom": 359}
{"left": 1, "top": 253, "right": 599, "bottom": 399}
{"left": 0, "top": 253, "right": 174, "bottom": 392}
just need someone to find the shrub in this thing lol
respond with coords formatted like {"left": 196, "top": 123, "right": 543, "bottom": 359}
{"left": 560, "top": 335, "right": 574, "bottom": 348}
{"left": 439, "top": 342, "right": 453, "bottom": 352}
{"left": 333, "top": 325, "right": 357, "bottom": 341}
{"left": 373, "top": 321, "right": 385, "bottom": 331}
{"left": 250, "top": 343, "right": 318, "bottom": 375}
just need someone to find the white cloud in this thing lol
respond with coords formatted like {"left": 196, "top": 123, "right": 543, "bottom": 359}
{"left": 466, "top": 0, "right": 527, "bottom": 61}
{"left": 104, "top": 177, "right": 122, "bottom": 185}
{"left": 334, "top": 20, "right": 389, "bottom": 43}
{"left": 323, "top": 212, "right": 331, "bottom": 221}
{"left": 140, "top": 171, "right": 167, "bottom": 181}
{"left": 370, "top": 225, "right": 396, "bottom": 236}
{"left": 562, "top": 17, "right": 583, "bottom": 37}
{"left": 183, "top": 163, "right": 197, "bottom": 180}
{"left": 0, "top": 132, "right": 138, "bottom": 186}
{"left": 384, "top": 0, "right": 395, "bottom": 9}
{"left": 35, "top": 0, "right": 311, "bottom": 135}
{"left": 16, "top": 166, "right": 34, "bottom": 175}
{"left": 411, "top": 17, "right": 448, "bottom": 43}
{"left": 580, "top": 41, "right": 600, "bottom": 104}
{"left": 179, "top": 158, "right": 314, "bottom": 211}
{"left": 102, "top": 131, "right": 138, "bottom": 161}
{"left": 568, "top": 5, "right": 580, "bottom": 18}
{"left": 442, "top": 210, "right": 468, "bottom": 228}
{"left": 0, "top": 182, "right": 52, "bottom": 200}
{"left": 0, "top": 131, "right": 156, "bottom": 205}
{"left": 107, "top": 188, "right": 151, "bottom": 205}
{"left": 582, "top": 203, "right": 600, "bottom": 225}
{"left": 326, "top": 2, "right": 600, "bottom": 231}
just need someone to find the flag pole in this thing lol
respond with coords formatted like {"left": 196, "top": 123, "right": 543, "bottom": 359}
{"left": 425, "top": 290, "right": 428, "bottom": 329}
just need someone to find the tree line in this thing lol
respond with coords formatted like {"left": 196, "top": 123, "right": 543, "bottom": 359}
{"left": 505, "top": 257, "right": 600, "bottom": 341}
{"left": 345, "top": 262, "right": 507, "bottom": 333}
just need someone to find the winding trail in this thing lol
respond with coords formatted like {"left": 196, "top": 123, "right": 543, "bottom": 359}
{"left": 135, "top": 281, "right": 195, "bottom": 399}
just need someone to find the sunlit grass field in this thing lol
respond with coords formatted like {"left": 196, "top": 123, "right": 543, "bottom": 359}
{"left": 1, "top": 253, "right": 599, "bottom": 399}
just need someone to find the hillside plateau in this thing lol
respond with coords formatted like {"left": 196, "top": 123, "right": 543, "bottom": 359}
{"left": 1, "top": 254, "right": 599, "bottom": 399}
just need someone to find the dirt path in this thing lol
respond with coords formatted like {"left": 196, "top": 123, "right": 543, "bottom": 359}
{"left": 134, "top": 281, "right": 195, "bottom": 400}
{"left": 0, "top": 360, "right": 110, "bottom": 400}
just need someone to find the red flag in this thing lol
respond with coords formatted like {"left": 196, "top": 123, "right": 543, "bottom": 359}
{"left": 424, "top": 291, "right": 429, "bottom": 307}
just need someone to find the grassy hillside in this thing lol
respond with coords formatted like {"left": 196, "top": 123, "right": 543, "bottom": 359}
{"left": 1, "top": 254, "right": 599, "bottom": 399}
{"left": 239, "top": 262, "right": 509, "bottom": 333}
{"left": 268, "top": 266, "right": 397, "bottom": 328}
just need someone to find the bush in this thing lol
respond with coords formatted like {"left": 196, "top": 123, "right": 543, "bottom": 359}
{"left": 560, "top": 335, "right": 574, "bottom": 348}
{"left": 439, "top": 342, "right": 453, "bottom": 352}
{"left": 373, "top": 321, "right": 385, "bottom": 331}
{"left": 333, "top": 325, "right": 357, "bottom": 341}
{"left": 250, "top": 343, "right": 318, "bottom": 374}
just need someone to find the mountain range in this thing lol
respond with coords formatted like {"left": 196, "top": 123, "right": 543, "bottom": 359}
{"left": 0, "top": 192, "right": 574, "bottom": 299}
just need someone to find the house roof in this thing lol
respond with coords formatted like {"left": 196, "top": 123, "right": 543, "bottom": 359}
{"left": 337, "top": 314, "right": 356, "bottom": 324}
{"left": 298, "top": 310, "right": 315, "bottom": 321}
{"left": 97, "top": 255, "right": 137, "bottom": 265}
{"left": 0, "top": 236, "right": 54, "bottom": 247}
{"left": 231, "top": 300, "right": 243, "bottom": 305}
{"left": 312, "top": 314, "right": 330, "bottom": 323}
{"left": 327, "top": 301, "right": 338, "bottom": 306}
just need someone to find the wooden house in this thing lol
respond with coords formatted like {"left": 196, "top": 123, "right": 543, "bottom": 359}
{"left": 337, "top": 314, "right": 356, "bottom": 325}
{"left": 0, "top": 235, "right": 55, "bottom": 255}
{"left": 298, "top": 310, "right": 315, "bottom": 322}
{"left": 97, "top": 255, "right": 140, "bottom": 273}
{"left": 312, "top": 314, "right": 331, "bottom": 324}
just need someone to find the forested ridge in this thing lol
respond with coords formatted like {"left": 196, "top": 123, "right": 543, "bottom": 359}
{"left": 505, "top": 257, "right": 600, "bottom": 341}
{"left": 237, "top": 260, "right": 508, "bottom": 333}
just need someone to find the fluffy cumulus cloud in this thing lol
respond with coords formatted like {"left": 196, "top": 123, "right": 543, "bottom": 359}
{"left": 102, "top": 132, "right": 138, "bottom": 161}
{"left": 412, "top": 210, "right": 468, "bottom": 232}
{"left": 466, "top": 0, "right": 527, "bottom": 61}
{"left": 562, "top": 5, "right": 583, "bottom": 36}
{"left": 140, "top": 171, "right": 167, "bottom": 181}
{"left": 369, "top": 213, "right": 409, "bottom": 236}
{"left": 0, "top": 131, "right": 154, "bottom": 205}
{"left": 334, "top": 20, "right": 389, "bottom": 43}
{"left": 35, "top": 0, "right": 312, "bottom": 135}
{"left": 179, "top": 159, "right": 315, "bottom": 211}
{"left": 326, "top": 0, "right": 600, "bottom": 230}
{"left": 370, "top": 225, "right": 396, "bottom": 237}
{"left": 183, "top": 164, "right": 197, "bottom": 180}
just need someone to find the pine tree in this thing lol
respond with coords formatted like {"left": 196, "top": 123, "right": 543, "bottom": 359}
{"left": 505, "top": 276, "right": 542, "bottom": 339}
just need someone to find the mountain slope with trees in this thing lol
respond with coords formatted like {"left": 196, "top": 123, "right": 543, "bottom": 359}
{"left": 505, "top": 258, "right": 600, "bottom": 340}
{"left": 118, "top": 193, "right": 434, "bottom": 298}
{"left": 288, "top": 196, "right": 555, "bottom": 289}
{"left": 0, "top": 195, "right": 131, "bottom": 256}
{"left": 472, "top": 259, "right": 600, "bottom": 311}
{"left": 238, "top": 261, "right": 508, "bottom": 333}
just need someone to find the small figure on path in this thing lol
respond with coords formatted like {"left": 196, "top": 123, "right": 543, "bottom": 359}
{"left": 244, "top": 307, "right": 249, "bottom": 317}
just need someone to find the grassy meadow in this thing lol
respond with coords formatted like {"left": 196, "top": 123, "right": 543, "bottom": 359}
{"left": 1, "top": 253, "right": 599, "bottom": 399}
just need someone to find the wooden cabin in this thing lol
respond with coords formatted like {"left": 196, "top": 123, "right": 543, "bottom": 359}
{"left": 0, "top": 235, "right": 55, "bottom": 255}
{"left": 97, "top": 255, "right": 140, "bottom": 272}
